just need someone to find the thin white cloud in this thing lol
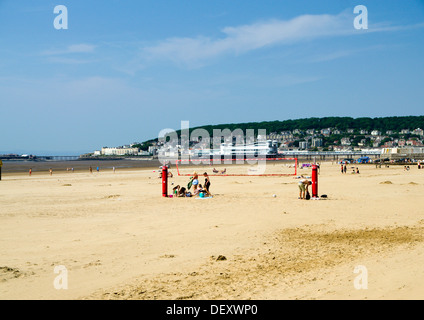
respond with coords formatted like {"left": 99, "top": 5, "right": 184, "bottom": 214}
{"left": 47, "top": 57, "right": 94, "bottom": 64}
{"left": 140, "top": 12, "right": 424, "bottom": 67}
{"left": 41, "top": 44, "right": 96, "bottom": 56}
{"left": 141, "top": 12, "right": 354, "bottom": 66}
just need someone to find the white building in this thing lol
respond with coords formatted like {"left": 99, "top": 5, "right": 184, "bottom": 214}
{"left": 312, "top": 138, "right": 323, "bottom": 147}
{"left": 299, "top": 141, "right": 308, "bottom": 150}
{"left": 219, "top": 140, "right": 278, "bottom": 156}
{"left": 101, "top": 147, "right": 139, "bottom": 156}
{"left": 341, "top": 137, "right": 351, "bottom": 146}
{"left": 412, "top": 128, "right": 424, "bottom": 136}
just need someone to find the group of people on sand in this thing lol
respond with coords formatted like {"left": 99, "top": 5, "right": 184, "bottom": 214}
{"left": 340, "top": 164, "right": 360, "bottom": 174}
{"left": 29, "top": 168, "right": 53, "bottom": 176}
{"left": 172, "top": 172, "right": 212, "bottom": 198}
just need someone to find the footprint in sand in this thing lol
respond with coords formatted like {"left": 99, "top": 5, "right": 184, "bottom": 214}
{"left": 104, "top": 195, "right": 120, "bottom": 199}
{"left": 0, "top": 266, "right": 25, "bottom": 281}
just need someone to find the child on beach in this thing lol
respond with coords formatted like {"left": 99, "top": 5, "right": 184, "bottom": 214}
{"left": 173, "top": 185, "right": 187, "bottom": 197}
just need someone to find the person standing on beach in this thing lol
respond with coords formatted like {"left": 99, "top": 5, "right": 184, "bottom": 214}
{"left": 341, "top": 164, "right": 344, "bottom": 174}
{"left": 189, "top": 172, "right": 199, "bottom": 192}
{"left": 49, "top": 168, "right": 53, "bottom": 176}
{"left": 203, "top": 172, "right": 212, "bottom": 196}
{"left": 113, "top": 167, "right": 115, "bottom": 173}
{"left": 298, "top": 178, "right": 311, "bottom": 199}
{"left": 89, "top": 166, "right": 93, "bottom": 174}
{"left": 29, "top": 168, "right": 32, "bottom": 176}
{"left": 343, "top": 164, "right": 347, "bottom": 174}
{"left": 97, "top": 166, "right": 100, "bottom": 172}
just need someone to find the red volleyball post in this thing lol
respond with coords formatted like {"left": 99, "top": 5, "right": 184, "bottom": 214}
{"left": 162, "top": 165, "right": 168, "bottom": 197}
{"left": 311, "top": 164, "right": 318, "bottom": 199}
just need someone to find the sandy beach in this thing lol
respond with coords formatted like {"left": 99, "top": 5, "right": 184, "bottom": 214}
{"left": 0, "top": 161, "right": 423, "bottom": 300}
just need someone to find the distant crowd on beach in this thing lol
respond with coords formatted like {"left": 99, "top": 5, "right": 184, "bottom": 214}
{"left": 27, "top": 165, "right": 118, "bottom": 176}
{"left": 340, "top": 164, "right": 360, "bottom": 174}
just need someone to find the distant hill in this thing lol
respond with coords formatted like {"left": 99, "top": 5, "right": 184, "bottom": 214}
{"left": 140, "top": 116, "right": 424, "bottom": 146}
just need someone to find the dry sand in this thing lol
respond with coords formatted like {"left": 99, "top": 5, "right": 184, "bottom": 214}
{"left": 0, "top": 162, "right": 423, "bottom": 300}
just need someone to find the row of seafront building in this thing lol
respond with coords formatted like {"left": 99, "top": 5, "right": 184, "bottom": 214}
{"left": 93, "top": 141, "right": 424, "bottom": 162}
{"left": 154, "top": 140, "right": 424, "bottom": 162}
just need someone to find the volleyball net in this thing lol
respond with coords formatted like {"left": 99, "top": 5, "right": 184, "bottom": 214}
{"left": 175, "top": 157, "right": 297, "bottom": 177}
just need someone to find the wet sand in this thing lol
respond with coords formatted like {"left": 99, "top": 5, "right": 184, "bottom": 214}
{"left": 0, "top": 159, "right": 162, "bottom": 174}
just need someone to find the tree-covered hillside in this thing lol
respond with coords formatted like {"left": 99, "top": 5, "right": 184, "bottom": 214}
{"left": 142, "top": 116, "right": 424, "bottom": 144}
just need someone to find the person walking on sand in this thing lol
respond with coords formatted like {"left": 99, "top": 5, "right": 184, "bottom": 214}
{"left": 298, "top": 178, "right": 311, "bottom": 200}
{"left": 341, "top": 164, "right": 344, "bottom": 174}
{"left": 343, "top": 164, "right": 347, "bottom": 174}
{"left": 89, "top": 166, "right": 93, "bottom": 174}
{"left": 49, "top": 168, "right": 53, "bottom": 176}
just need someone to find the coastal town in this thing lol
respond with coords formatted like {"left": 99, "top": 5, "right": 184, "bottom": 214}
{"left": 79, "top": 126, "right": 424, "bottom": 162}
{"left": 2, "top": 126, "right": 423, "bottom": 163}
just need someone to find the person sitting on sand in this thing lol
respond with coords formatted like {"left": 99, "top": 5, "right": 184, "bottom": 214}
{"left": 220, "top": 168, "right": 226, "bottom": 174}
{"left": 193, "top": 184, "right": 203, "bottom": 196}
{"left": 173, "top": 185, "right": 187, "bottom": 197}
{"left": 298, "top": 178, "right": 312, "bottom": 200}
{"left": 173, "top": 185, "right": 179, "bottom": 196}
{"left": 213, "top": 168, "right": 219, "bottom": 173}
{"left": 167, "top": 171, "right": 173, "bottom": 178}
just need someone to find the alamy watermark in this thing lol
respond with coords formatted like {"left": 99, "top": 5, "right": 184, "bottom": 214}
{"left": 52, "top": 4, "right": 369, "bottom": 31}
{"left": 53, "top": 5, "right": 68, "bottom": 30}
{"left": 353, "top": 265, "right": 368, "bottom": 290}
{"left": 53, "top": 265, "right": 68, "bottom": 290}
{"left": 354, "top": 5, "right": 368, "bottom": 30}
{"left": 157, "top": 121, "right": 270, "bottom": 174}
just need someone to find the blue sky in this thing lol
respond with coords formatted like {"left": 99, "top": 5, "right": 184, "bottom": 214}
{"left": 1, "top": 0, "right": 424, "bottom": 155}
